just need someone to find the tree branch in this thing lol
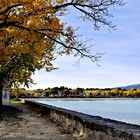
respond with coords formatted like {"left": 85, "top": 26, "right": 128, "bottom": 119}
{"left": 0, "top": 4, "right": 21, "bottom": 15}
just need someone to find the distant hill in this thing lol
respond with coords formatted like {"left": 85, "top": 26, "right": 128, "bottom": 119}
{"left": 117, "top": 84, "right": 140, "bottom": 90}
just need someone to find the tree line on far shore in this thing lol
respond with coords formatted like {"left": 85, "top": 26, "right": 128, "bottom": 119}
{"left": 10, "top": 87, "right": 140, "bottom": 99}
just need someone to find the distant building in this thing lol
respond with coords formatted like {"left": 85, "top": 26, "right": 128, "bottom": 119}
{"left": 79, "top": 92, "right": 85, "bottom": 96}
{"left": 58, "top": 90, "right": 63, "bottom": 96}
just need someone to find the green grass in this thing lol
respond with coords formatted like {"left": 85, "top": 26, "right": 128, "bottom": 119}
{"left": 11, "top": 98, "right": 21, "bottom": 101}
{"left": 10, "top": 98, "right": 24, "bottom": 104}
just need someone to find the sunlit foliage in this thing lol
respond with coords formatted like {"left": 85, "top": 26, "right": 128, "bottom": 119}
{"left": 10, "top": 87, "right": 140, "bottom": 98}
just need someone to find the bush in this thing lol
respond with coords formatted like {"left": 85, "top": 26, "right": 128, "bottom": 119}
{"left": 11, "top": 98, "right": 21, "bottom": 102}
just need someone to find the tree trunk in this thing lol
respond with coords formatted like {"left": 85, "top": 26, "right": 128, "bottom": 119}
{"left": 0, "top": 83, "right": 3, "bottom": 107}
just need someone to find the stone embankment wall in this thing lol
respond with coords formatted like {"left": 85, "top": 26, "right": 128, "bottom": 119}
{"left": 25, "top": 100, "right": 140, "bottom": 140}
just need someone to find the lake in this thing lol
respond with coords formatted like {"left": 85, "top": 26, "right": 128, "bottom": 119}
{"left": 29, "top": 98, "right": 140, "bottom": 125}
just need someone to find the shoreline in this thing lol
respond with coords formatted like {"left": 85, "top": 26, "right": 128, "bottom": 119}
{"left": 25, "top": 100, "right": 140, "bottom": 140}
{"left": 22, "top": 97, "right": 140, "bottom": 101}
{"left": 21, "top": 96, "right": 140, "bottom": 99}
{"left": 23, "top": 98, "right": 140, "bottom": 125}
{"left": 1, "top": 99, "right": 140, "bottom": 140}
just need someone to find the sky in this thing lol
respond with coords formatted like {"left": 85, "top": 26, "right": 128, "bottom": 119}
{"left": 30, "top": 0, "right": 140, "bottom": 89}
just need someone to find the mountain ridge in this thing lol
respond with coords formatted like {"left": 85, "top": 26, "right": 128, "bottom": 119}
{"left": 117, "top": 84, "right": 140, "bottom": 90}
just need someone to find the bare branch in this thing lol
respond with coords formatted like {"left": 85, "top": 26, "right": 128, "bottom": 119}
{"left": 54, "top": 0, "right": 124, "bottom": 29}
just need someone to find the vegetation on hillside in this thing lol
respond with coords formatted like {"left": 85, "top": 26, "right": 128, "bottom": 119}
{"left": 10, "top": 87, "right": 140, "bottom": 98}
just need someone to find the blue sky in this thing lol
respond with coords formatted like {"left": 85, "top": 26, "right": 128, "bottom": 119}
{"left": 30, "top": 0, "right": 140, "bottom": 89}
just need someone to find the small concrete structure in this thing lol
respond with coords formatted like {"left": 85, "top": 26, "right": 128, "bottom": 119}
{"left": 25, "top": 100, "right": 140, "bottom": 140}
{"left": 2, "top": 89, "right": 10, "bottom": 105}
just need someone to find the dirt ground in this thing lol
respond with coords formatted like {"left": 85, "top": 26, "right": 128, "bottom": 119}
{"left": 0, "top": 104, "right": 73, "bottom": 140}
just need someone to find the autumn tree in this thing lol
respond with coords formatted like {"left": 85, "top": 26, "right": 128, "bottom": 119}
{"left": 0, "top": 0, "right": 123, "bottom": 106}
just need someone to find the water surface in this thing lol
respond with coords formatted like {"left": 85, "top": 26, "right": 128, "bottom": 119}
{"left": 30, "top": 98, "right": 140, "bottom": 125}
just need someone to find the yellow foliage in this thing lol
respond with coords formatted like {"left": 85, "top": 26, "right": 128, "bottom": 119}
{"left": 0, "top": 0, "right": 78, "bottom": 88}
{"left": 56, "top": 0, "right": 64, "bottom": 4}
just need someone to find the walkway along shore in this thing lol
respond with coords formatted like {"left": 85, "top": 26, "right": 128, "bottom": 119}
{"left": 0, "top": 103, "right": 73, "bottom": 140}
{"left": 1, "top": 101, "right": 140, "bottom": 140}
